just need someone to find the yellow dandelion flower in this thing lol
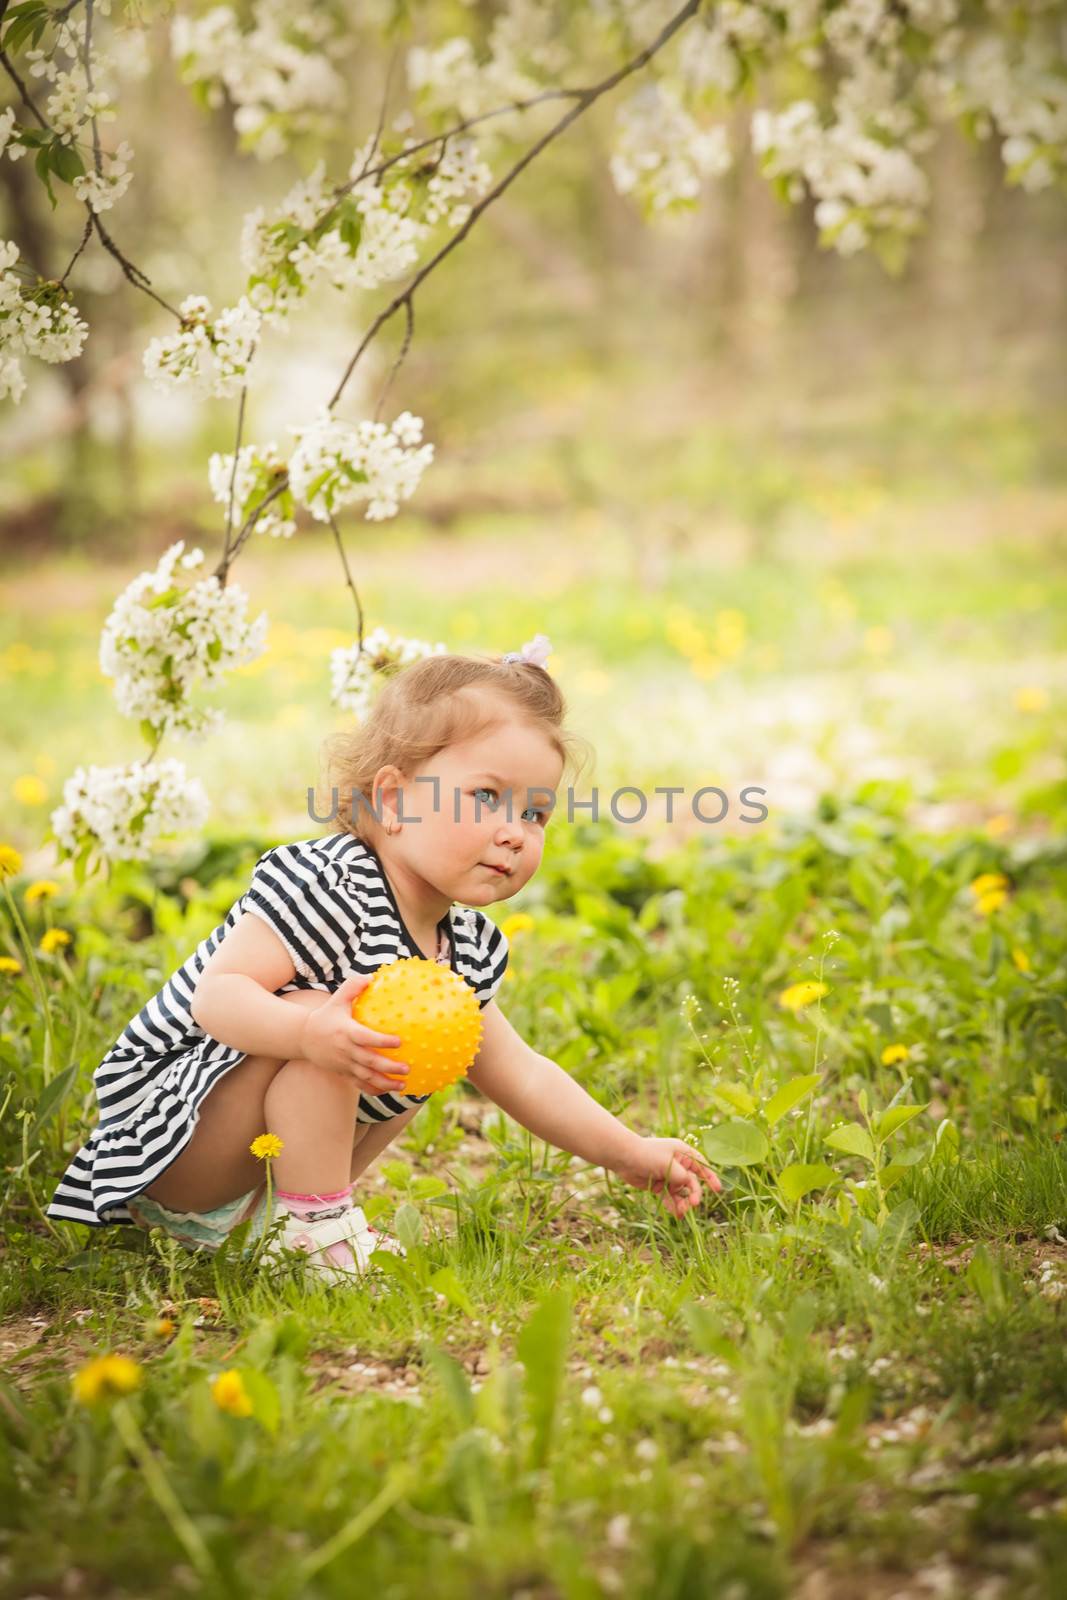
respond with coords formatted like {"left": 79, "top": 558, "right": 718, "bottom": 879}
{"left": 984, "top": 814, "right": 1013, "bottom": 839}
{"left": 969, "top": 873, "right": 1008, "bottom": 898}
{"left": 1015, "top": 685, "right": 1048, "bottom": 714}
{"left": 0, "top": 845, "right": 23, "bottom": 880}
{"left": 12, "top": 775, "right": 48, "bottom": 806}
{"left": 500, "top": 913, "right": 535, "bottom": 941}
{"left": 881, "top": 1044, "right": 911, "bottom": 1066}
{"left": 1011, "top": 947, "right": 1031, "bottom": 973}
{"left": 72, "top": 1353, "right": 142, "bottom": 1406}
{"left": 211, "top": 1369, "right": 253, "bottom": 1418}
{"left": 25, "top": 879, "right": 60, "bottom": 904}
{"left": 39, "top": 927, "right": 72, "bottom": 954}
{"left": 778, "top": 981, "right": 829, "bottom": 1012}
{"left": 151, "top": 1318, "right": 176, "bottom": 1338}
{"left": 0, "top": 956, "right": 22, "bottom": 976}
{"left": 249, "top": 1132, "right": 283, "bottom": 1160}
{"left": 975, "top": 888, "right": 1007, "bottom": 917}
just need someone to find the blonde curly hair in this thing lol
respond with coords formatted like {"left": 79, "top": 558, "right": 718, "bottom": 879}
{"left": 315, "top": 648, "right": 594, "bottom": 843}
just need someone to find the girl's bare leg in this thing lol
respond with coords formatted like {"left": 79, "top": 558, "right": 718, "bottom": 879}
{"left": 350, "top": 1104, "right": 420, "bottom": 1182}
{"left": 144, "top": 1048, "right": 285, "bottom": 1211}
{"left": 145, "top": 990, "right": 422, "bottom": 1211}
{"left": 145, "top": 989, "right": 331, "bottom": 1212}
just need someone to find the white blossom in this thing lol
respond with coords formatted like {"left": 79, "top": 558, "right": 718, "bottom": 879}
{"left": 72, "top": 139, "right": 134, "bottom": 213}
{"left": 171, "top": 0, "right": 347, "bottom": 160}
{"left": 329, "top": 625, "right": 447, "bottom": 718}
{"left": 418, "top": 136, "right": 493, "bottom": 228}
{"left": 610, "top": 82, "right": 732, "bottom": 214}
{"left": 406, "top": 1, "right": 564, "bottom": 125}
{"left": 99, "top": 540, "right": 268, "bottom": 741}
{"left": 51, "top": 758, "right": 211, "bottom": 867}
{"left": 287, "top": 408, "right": 434, "bottom": 524}
{"left": 752, "top": 99, "right": 930, "bottom": 254}
{"left": 0, "top": 241, "right": 88, "bottom": 402}
{"left": 142, "top": 292, "right": 261, "bottom": 397}
{"left": 207, "top": 441, "right": 296, "bottom": 538}
{"left": 0, "top": 354, "right": 26, "bottom": 403}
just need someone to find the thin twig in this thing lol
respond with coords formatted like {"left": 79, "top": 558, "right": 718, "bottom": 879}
{"left": 83, "top": 0, "right": 103, "bottom": 177}
{"left": 357, "top": 40, "right": 398, "bottom": 185}
{"left": 220, "top": 373, "right": 252, "bottom": 583}
{"left": 314, "top": 84, "right": 593, "bottom": 232}
{"left": 327, "top": 511, "right": 365, "bottom": 649}
{"left": 214, "top": 477, "right": 288, "bottom": 581}
{"left": 326, "top": 0, "right": 700, "bottom": 412}
{"left": 202, "top": 2, "right": 701, "bottom": 574}
{"left": 372, "top": 296, "right": 413, "bottom": 422}
{"left": 0, "top": 16, "right": 182, "bottom": 314}
{"left": 59, "top": 213, "right": 93, "bottom": 287}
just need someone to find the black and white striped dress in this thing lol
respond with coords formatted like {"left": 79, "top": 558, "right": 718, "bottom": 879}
{"left": 46, "top": 832, "right": 510, "bottom": 1228}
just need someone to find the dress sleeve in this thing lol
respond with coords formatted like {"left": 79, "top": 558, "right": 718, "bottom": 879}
{"left": 240, "top": 844, "right": 350, "bottom": 985}
{"left": 469, "top": 910, "right": 510, "bottom": 1009}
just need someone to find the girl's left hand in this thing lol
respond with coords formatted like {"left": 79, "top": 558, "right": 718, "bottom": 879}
{"left": 613, "top": 1137, "right": 722, "bottom": 1218}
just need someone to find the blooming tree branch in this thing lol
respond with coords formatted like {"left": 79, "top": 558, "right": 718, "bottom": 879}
{"left": 0, "top": 0, "right": 1061, "bottom": 869}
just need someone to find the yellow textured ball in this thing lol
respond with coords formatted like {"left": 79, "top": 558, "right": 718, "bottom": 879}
{"left": 351, "top": 957, "right": 484, "bottom": 1095}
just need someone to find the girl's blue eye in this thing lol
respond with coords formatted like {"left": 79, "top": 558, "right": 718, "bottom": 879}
{"left": 473, "top": 787, "right": 547, "bottom": 824}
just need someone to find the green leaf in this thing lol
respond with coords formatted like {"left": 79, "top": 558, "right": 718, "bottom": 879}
{"left": 34, "top": 144, "right": 58, "bottom": 210}
{"left": 965, "top": 1243, "right": 1006, "bottom": 1310}
{"left": 428, "top": 1265, "right": 475, "bottom": 1318}
{"left": 824, "top": 1123, "right": 876, "bottom": 1163}
{"left": 51, "top": 141, "right": 85, "bottom": 184}
{"left": 701, "top": 1118, "right": 769, "bottom": 1168}
{"left": 2, "top": 2, "right": 51, "bottom": 54}
{"left": 28, "top": 1064, "right": 79, "bottom": 1142}
{"left": 239, "top": 1368, "right": 280, "bottom": 1436}
{"left": 422, "top": 1344, "right": 475, "bottom": 1426}
{"left": 879, "top": 1163, "right": 910, "bottom": 1192}
{"left": 710, "top": 1082, "right": 757, "bottom": 1116}
{"left": 411, "top": 1174, "right": 448, "bottom": 1201}
{"left": 392, "top": 1201, "right": 422, "bottom": 1251}
{"left": 517, "top": 1288, "right": 572, "bottom": 1471}
{"left": 776, "top": 1161, "right": 837, "bottom": 1202}
{"left": 876, "top": 1104, "right": 926, "bottom": 1141}
{"left": 932, "top": 1119, "right": 959, "bottom": 1162}
{"left": 680, "top": 1302, "right": 742, "bottom": 1368}
{"left": 764, "top": 1073, "right": 821, "bottom": 1128}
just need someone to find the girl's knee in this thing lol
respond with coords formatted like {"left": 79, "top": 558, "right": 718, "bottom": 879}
{"left": 264, "top": 1056, "right": 360, "bottom": 1108}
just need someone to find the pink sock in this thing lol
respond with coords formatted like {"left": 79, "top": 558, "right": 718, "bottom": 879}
{"left": 276, "top": 1183, "right": 354, "bottom": 1218}
{"left": 275, "top": 1183, "right": 363, "bottom": 1269}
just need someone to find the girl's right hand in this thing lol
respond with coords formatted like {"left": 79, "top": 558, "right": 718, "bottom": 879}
{"left": 297, "top": 973, "right": 410, "bottom": 1094}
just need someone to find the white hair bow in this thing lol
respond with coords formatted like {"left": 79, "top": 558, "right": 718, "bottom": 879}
{"left": 502, "top": 633, "right": 552, "bottom": 668}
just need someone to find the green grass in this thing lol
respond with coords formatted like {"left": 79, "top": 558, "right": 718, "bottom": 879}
{"left": 2, "top": 787, "right": 1066, "bottom": 1598}
{"left": 2, "top": 470, "right": 1067, "bottom": 1596}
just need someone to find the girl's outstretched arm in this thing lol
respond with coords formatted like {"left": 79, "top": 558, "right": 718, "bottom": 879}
{"left": 467, "top": 1002, "right": 721, "bottom": 1217}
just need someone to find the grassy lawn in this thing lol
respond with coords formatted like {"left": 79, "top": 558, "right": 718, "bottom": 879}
{"left": 1, "top": 459, "right": 1066, "bottom": 1596}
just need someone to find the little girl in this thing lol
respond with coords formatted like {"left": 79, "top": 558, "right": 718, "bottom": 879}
{"left": 47, "top": 636, "right": 720, "bottom": 1281}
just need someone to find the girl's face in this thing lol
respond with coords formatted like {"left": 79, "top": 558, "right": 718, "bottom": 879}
{"left": 375, "top": 709, "right": 565, "bottom": 906}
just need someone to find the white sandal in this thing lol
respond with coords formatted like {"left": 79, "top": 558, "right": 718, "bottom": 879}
{"left": 262, "top": 1201, "right": 406, "bottom": 1283}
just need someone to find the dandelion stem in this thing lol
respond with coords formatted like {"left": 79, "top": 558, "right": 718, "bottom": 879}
{"left": 297, "top": 1465, "right": 415, "bottom": 1582}
{"left": 111, "top": 1401, "right": 216, "bottom": 1580}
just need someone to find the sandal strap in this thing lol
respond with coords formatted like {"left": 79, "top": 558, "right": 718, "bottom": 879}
{"left": 279, "top": 1203, "right": 377, "bottom": 1255}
